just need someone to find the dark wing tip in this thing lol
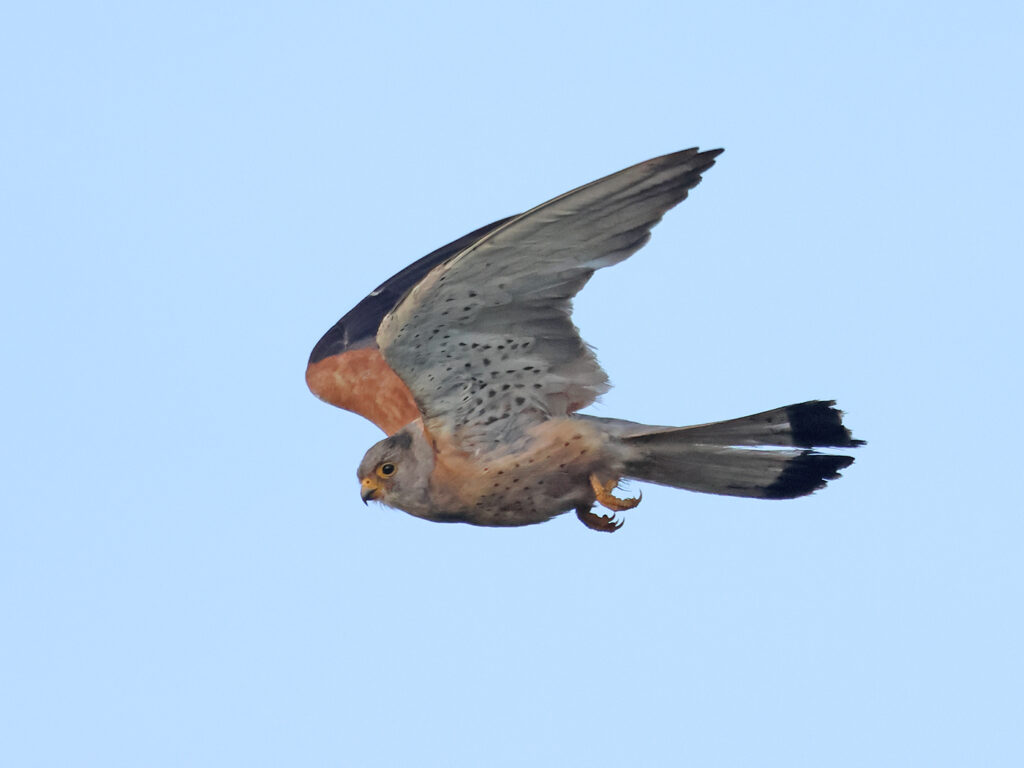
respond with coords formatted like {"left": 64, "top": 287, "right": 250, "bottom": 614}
{"left": 763, "top": 452, "right": 856, "bottom": 500}
{"left": 308, "top": 216, "right": 517, "bottom": 366}
{"left": 692, "top": 146, "right": 725, "bottom": 162}
{"left": 787, "top": 400, "right": 866, "bottom": 448}
{"left": 645, "top": 146, "right": 724, "bottom": 178}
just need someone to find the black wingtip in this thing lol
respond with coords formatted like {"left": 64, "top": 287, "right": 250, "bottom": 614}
{"left": 763, "top": 452, "right": 856, "bottom": 500}
{"left": 308, "top": 216, "right": 516, "bottom": 365}
{"left": 787, "top": 400, "right": 865, "bottom": 449}
{"left": 676, "top": 146, "right": 724, "bottom": 173}
{"left": 693, "top": 147, "right": 724, "bottom": 174}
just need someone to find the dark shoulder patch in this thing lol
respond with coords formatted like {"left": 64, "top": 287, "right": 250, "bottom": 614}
{"left": 308, "top": 216, "right": 516, "bottom": 365}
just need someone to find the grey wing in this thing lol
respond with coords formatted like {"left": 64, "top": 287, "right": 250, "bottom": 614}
{"left": 377, "top": 147, "right": 723, "bottom": 450}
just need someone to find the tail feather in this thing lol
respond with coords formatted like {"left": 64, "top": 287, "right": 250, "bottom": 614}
{"left": 614, "top": 400, "right": 862, "bottom": 500}
{"left": 667, "top": 400, "right": 863, "bottom": 449}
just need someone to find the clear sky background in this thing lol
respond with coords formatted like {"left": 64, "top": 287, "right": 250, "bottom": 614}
{"left": 3, "top": 2, "right": 1022, "bottom": 766}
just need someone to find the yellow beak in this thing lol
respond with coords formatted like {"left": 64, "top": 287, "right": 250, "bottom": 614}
{"left": 360, "top": 476, "right": 381, "bottom": 504}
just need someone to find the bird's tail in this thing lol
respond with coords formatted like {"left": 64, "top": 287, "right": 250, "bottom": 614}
{"left": 609, "top": 400, "right": 863, "bottom": 499}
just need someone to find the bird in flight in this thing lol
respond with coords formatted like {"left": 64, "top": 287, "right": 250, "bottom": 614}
{"left": 306, "top": 148, "right": 862, "bottom": 531}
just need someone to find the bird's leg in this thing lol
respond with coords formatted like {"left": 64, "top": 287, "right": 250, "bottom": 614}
{"left": 576, "top": 505, "right": 624, "bottom": 533}
{"left": 589, "top": 474, "right": 642, "bottom": 512}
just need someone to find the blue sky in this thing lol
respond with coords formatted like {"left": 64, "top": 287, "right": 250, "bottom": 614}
{"left": 3, "top": 2, "right": 1022, "bottom": 766}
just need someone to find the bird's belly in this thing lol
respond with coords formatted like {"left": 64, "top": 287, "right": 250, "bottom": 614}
{"left": 424, "top": 419, "right": 619, "bottom": 527}
{"left": 427, "top": 461, "right": 599, "bottom": 527}
{"left": 443, "top": 474, "right": 588, "bottom": 527}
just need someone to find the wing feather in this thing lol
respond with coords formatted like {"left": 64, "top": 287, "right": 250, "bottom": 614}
{"left": 377, "top": 148, "right": 723, "bottom": 449}
{"left": 306, "top": 218, "right": 513, "bottom": 433}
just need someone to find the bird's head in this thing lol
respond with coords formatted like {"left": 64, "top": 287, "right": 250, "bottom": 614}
{"left": 356, "top": 425, "right": 433, "bottom": 513}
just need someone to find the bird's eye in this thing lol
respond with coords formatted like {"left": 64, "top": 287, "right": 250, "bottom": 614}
{"left": 377, "top": 463, "right": 396, "bottom": 478}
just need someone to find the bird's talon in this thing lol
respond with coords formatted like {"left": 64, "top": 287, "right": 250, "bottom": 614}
{"left": 576, "top": 506, "right": 624, "bottom": 532}
{"left": 589, "top": 474, "right": 642, "bottom": 512}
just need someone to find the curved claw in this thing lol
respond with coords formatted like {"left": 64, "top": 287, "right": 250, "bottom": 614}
{"left": 576, "top": 506, "right": 625, "bottom": 533}
{"left": 589, "top": 474, "right": 642, "bottom": 513}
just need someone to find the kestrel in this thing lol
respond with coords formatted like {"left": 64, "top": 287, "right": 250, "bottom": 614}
{"left": 306, "top": 148, "right": 862, "bottom": 532}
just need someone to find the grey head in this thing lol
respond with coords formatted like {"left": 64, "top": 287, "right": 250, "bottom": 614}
{"left": 356, "top": 424, "right": 434, "bottom": 515}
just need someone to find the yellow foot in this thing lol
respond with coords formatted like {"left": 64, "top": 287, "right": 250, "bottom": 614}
{"left": 576, "top": 506, "right": 624, "bottom": 533}
{"left": 589, "top": 474, "right": 642, "bottom": 513}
